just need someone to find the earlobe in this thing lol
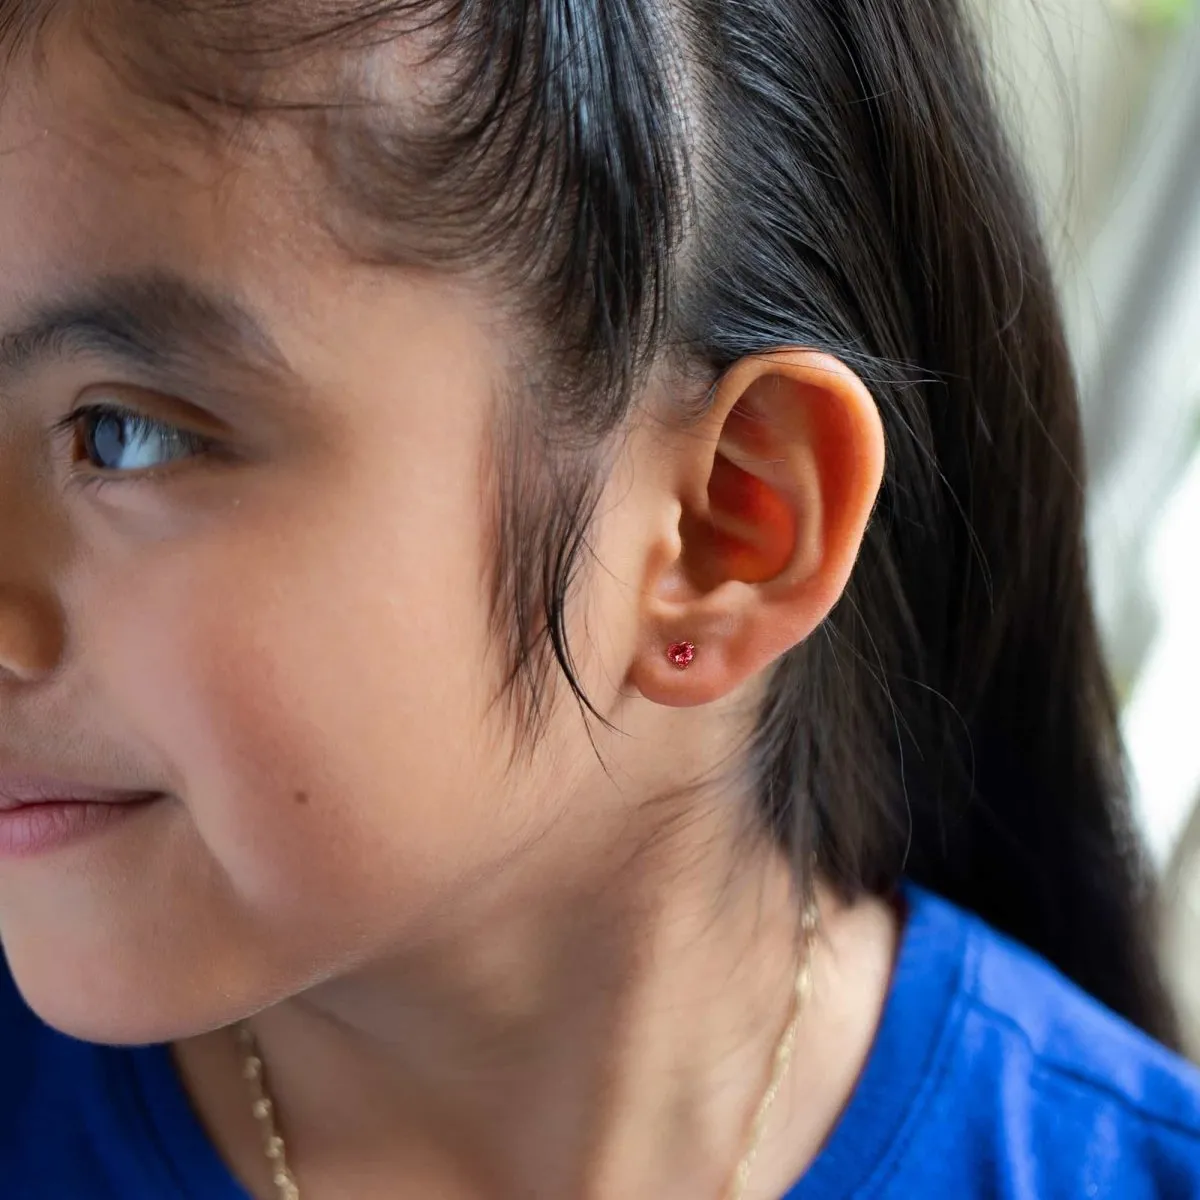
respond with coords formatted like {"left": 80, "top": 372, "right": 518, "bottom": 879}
{"left": 628, "top": 351, "right": 884, "bottom": 708}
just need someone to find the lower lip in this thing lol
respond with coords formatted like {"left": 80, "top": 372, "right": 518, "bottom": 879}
{"left": 0, "top": 798, "right": 160, "bottom": 859}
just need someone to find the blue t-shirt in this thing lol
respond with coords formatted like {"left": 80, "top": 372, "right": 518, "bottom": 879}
{"left": 4, "top": 886, "right": 1200, "bottom": 1198}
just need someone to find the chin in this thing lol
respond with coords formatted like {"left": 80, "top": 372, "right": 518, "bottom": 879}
{"left": 2, "top": 932, "right": 254, "bottom": 1047}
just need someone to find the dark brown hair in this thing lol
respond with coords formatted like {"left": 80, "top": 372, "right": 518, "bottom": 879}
{"left": 3, "top": 0, "right": 1177, "bottom": 1043}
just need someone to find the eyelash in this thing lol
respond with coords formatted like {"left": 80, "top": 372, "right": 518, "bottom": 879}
{"left": 51, "top": 402, "right": 218, "bottom": 485}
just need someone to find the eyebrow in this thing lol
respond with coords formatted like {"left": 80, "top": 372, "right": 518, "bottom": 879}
{"left": 0, "top": 271, "right": 293, "bottom": 391}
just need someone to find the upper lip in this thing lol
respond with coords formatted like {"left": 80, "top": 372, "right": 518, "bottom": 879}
{"left": 0, "top": 773, "right": 162, "bottom": 811}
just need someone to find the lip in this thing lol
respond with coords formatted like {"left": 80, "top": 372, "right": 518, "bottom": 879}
{"left": 0, "top": 798, "right": 161, "bottom": 859}
{"left": 0, "top": 773, "right": 165, "bottom": 859}
{"left": 0, "top": 772, "right": 161, "bottom": 811}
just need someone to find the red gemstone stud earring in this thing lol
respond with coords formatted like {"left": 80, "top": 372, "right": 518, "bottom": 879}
{"left": 666, "top": 640, "right": 696, "bottom": 670}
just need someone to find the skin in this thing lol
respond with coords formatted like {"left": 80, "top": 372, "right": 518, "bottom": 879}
{"left": 0, "top": 24, "right": 896, "bottom": 1200}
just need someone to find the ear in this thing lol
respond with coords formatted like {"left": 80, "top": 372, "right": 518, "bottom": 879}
{"left": 627, "top": 351, "right": 884, "bottom": 707}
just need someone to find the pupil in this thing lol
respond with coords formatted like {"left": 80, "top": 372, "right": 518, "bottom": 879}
{"left": 90, "top": 414, "right": 128, "bottom": 468}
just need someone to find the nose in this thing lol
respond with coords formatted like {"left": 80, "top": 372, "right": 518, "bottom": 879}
{"left": 0, "top": 583, "right": 64, "bottom": 683}
{"left": 0, "top": 451, "right": 67, "bottom": 684}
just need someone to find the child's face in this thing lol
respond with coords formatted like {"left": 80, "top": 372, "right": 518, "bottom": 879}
{"left": 0, "top": 34, "right": 668, "bottom": 1041}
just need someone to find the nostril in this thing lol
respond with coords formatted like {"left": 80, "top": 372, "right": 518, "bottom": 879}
{"left": 0, "top": 587, "right": 65, "bottom": 683}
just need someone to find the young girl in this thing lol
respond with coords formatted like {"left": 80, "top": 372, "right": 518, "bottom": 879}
{"left": 1, "top": 0, "right": 1198, "bottom": 1197}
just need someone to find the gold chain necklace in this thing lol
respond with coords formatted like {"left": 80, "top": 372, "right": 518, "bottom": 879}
{"left": 238, "top": 904, "right": 817, "bottom": 1200}
{"left": 237, "top": 1024, "right": 300, "bottom": 1200}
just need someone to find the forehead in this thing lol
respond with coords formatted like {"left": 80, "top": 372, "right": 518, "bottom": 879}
{"left": 0, "top": 28, "right": 333, "bottom": 324}
{"left": 0, "top": 24, "right": 514, "bottom": 440}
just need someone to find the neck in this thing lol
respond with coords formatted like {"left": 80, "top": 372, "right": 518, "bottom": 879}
{"left": 175, "top": 807, "right": 898, "bottom": 1200}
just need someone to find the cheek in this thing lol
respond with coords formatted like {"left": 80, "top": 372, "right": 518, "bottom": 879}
{"left": 88, "top": 466, "right": 510, "bottom": 949}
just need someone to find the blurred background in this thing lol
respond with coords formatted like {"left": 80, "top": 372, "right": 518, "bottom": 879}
{"left": 970, "top": 0, "right": 1200, "bottom": 1052}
